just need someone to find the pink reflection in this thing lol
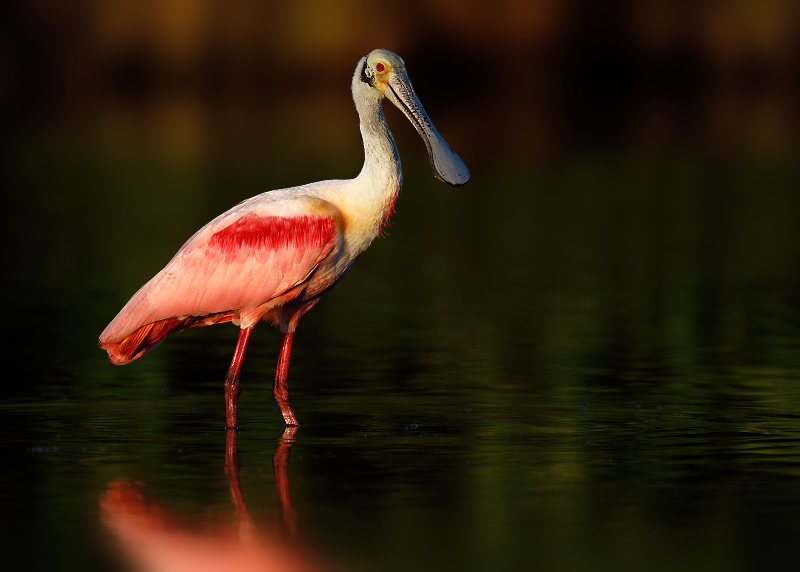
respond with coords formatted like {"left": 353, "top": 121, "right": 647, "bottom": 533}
{"left": 101, "top": 427, "right": 327, "bottom": 572}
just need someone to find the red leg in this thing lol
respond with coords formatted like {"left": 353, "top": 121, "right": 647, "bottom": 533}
{"left": 274, "top": 331, "right": 299, "bottom": 426}
{"left": 224, "top": 428, "right": 252, "bottom": 531}
{"left": 273, "top": 426, "right": 298, "bottom": 538}
{"left": 224, "top": 326, "right": 253, "bottom": 429}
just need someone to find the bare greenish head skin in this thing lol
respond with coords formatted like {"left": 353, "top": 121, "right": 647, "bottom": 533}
{"left": 360, "top": 49, "right": 470, "bottom": 187}
{"left": 367, "top": 49, "right": 406, "bottom": 72}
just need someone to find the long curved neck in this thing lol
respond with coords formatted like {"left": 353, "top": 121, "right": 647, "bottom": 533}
{"left": 353, "top": 80, "right": 402, "bottom": 188}
{"left": 325, "top": 72, "right": 401, "bottom": 248}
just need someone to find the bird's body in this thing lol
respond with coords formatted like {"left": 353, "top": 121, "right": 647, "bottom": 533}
{"left": 100, "top": 49, "right": 469, "bottom": 427}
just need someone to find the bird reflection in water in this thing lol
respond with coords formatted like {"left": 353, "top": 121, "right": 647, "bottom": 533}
{"left": 100, "top": 428, "right": 328, "bottom": 572}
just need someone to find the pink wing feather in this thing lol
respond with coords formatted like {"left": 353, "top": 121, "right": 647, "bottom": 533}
{"left": 100, "top": 198, "right": 340, "bottom": 365}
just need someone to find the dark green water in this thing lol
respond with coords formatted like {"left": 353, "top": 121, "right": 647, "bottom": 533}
{"left": 3, "top": 145, "right": 800, "bottom": 571}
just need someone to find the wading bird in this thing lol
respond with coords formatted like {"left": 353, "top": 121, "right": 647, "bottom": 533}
{"left": 99, "top": 49, "right": 469, "bottom": 428}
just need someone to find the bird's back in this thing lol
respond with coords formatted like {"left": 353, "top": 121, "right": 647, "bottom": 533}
{"left": 100, "top": 187, "right": 347, "bottom": 364}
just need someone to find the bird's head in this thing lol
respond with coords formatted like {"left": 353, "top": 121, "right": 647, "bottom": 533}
{"left": 359, "top": 49, "right": 470, "bottom": 187}
{"left": 361, "top": 49, "right": 407, "bottom": 93}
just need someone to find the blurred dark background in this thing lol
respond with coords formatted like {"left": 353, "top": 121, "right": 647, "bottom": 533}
{"left": 3, "top": 0, "right": 798, "bottom": 361}
{"left": 2, "top": 0, "right": 798, "bottom": 161}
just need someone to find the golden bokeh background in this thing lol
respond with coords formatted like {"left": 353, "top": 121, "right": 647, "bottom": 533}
{"left": 3, "top": 0, "right": 798, "bottom": 162}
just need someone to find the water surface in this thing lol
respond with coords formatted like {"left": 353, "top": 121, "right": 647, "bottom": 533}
{"left": 3, "top": 149, "right": 800, "bottom": 571}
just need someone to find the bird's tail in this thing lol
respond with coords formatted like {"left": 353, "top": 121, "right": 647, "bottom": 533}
{"left": 100, "top": 311, "right": 234, "bottom": 365}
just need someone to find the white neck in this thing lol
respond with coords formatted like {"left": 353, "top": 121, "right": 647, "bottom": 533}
{"left": 353, "top": 79, "right": 402, "bottom": 187}
{"left": 324, "top": 62, "right": 402, "bottom": 253}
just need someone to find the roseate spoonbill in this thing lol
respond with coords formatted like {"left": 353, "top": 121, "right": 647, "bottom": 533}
{"left": 99, "top": 49, "right": 469, "bottom": 428}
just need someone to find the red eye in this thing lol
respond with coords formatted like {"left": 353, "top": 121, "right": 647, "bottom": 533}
{"left": 376, "top": 63, "right": 385, "bottom": 73}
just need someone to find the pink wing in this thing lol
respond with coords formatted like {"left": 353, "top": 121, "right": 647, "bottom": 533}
{"left": 100, "top": 198, "right": 341, "bottom": 364}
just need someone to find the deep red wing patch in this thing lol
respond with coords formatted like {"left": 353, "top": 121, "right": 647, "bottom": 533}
{"left": 208, "top": 214, "right": 335, "bottom": 253}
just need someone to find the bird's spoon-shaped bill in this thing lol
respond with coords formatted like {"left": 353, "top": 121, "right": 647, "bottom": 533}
{"left": 385, "top": 68, "right": 470, "bottom": 187}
